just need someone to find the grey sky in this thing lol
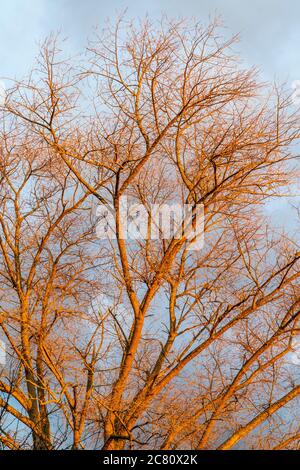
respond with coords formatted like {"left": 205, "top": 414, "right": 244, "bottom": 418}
{"left": 1, "top": 0, "right": 300, "bottom": 80}
{"left": 1, "top": 0, "right": 299, "bottom": 230}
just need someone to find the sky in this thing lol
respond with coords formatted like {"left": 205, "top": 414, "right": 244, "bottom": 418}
{"left": 0, "top": 0, "right": 300, "bottom": 230}
{"left": 1, "top": 0, "right": 300, "bottom": 80}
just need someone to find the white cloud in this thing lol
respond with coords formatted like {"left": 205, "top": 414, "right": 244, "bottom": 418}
{"left": 0, "top": 80, "right": 5, "bottom": 106}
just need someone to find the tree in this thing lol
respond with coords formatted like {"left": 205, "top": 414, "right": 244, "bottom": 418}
{"left": 1, "top": 17, "right": 300, "bottom": 450}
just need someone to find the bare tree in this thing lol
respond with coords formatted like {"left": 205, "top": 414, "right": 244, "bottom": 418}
{"left": 0, "top": 116, "right": 109, "bottom": 449}
{"left": 1, "top": 17, "right": 300, "bottom": 450}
